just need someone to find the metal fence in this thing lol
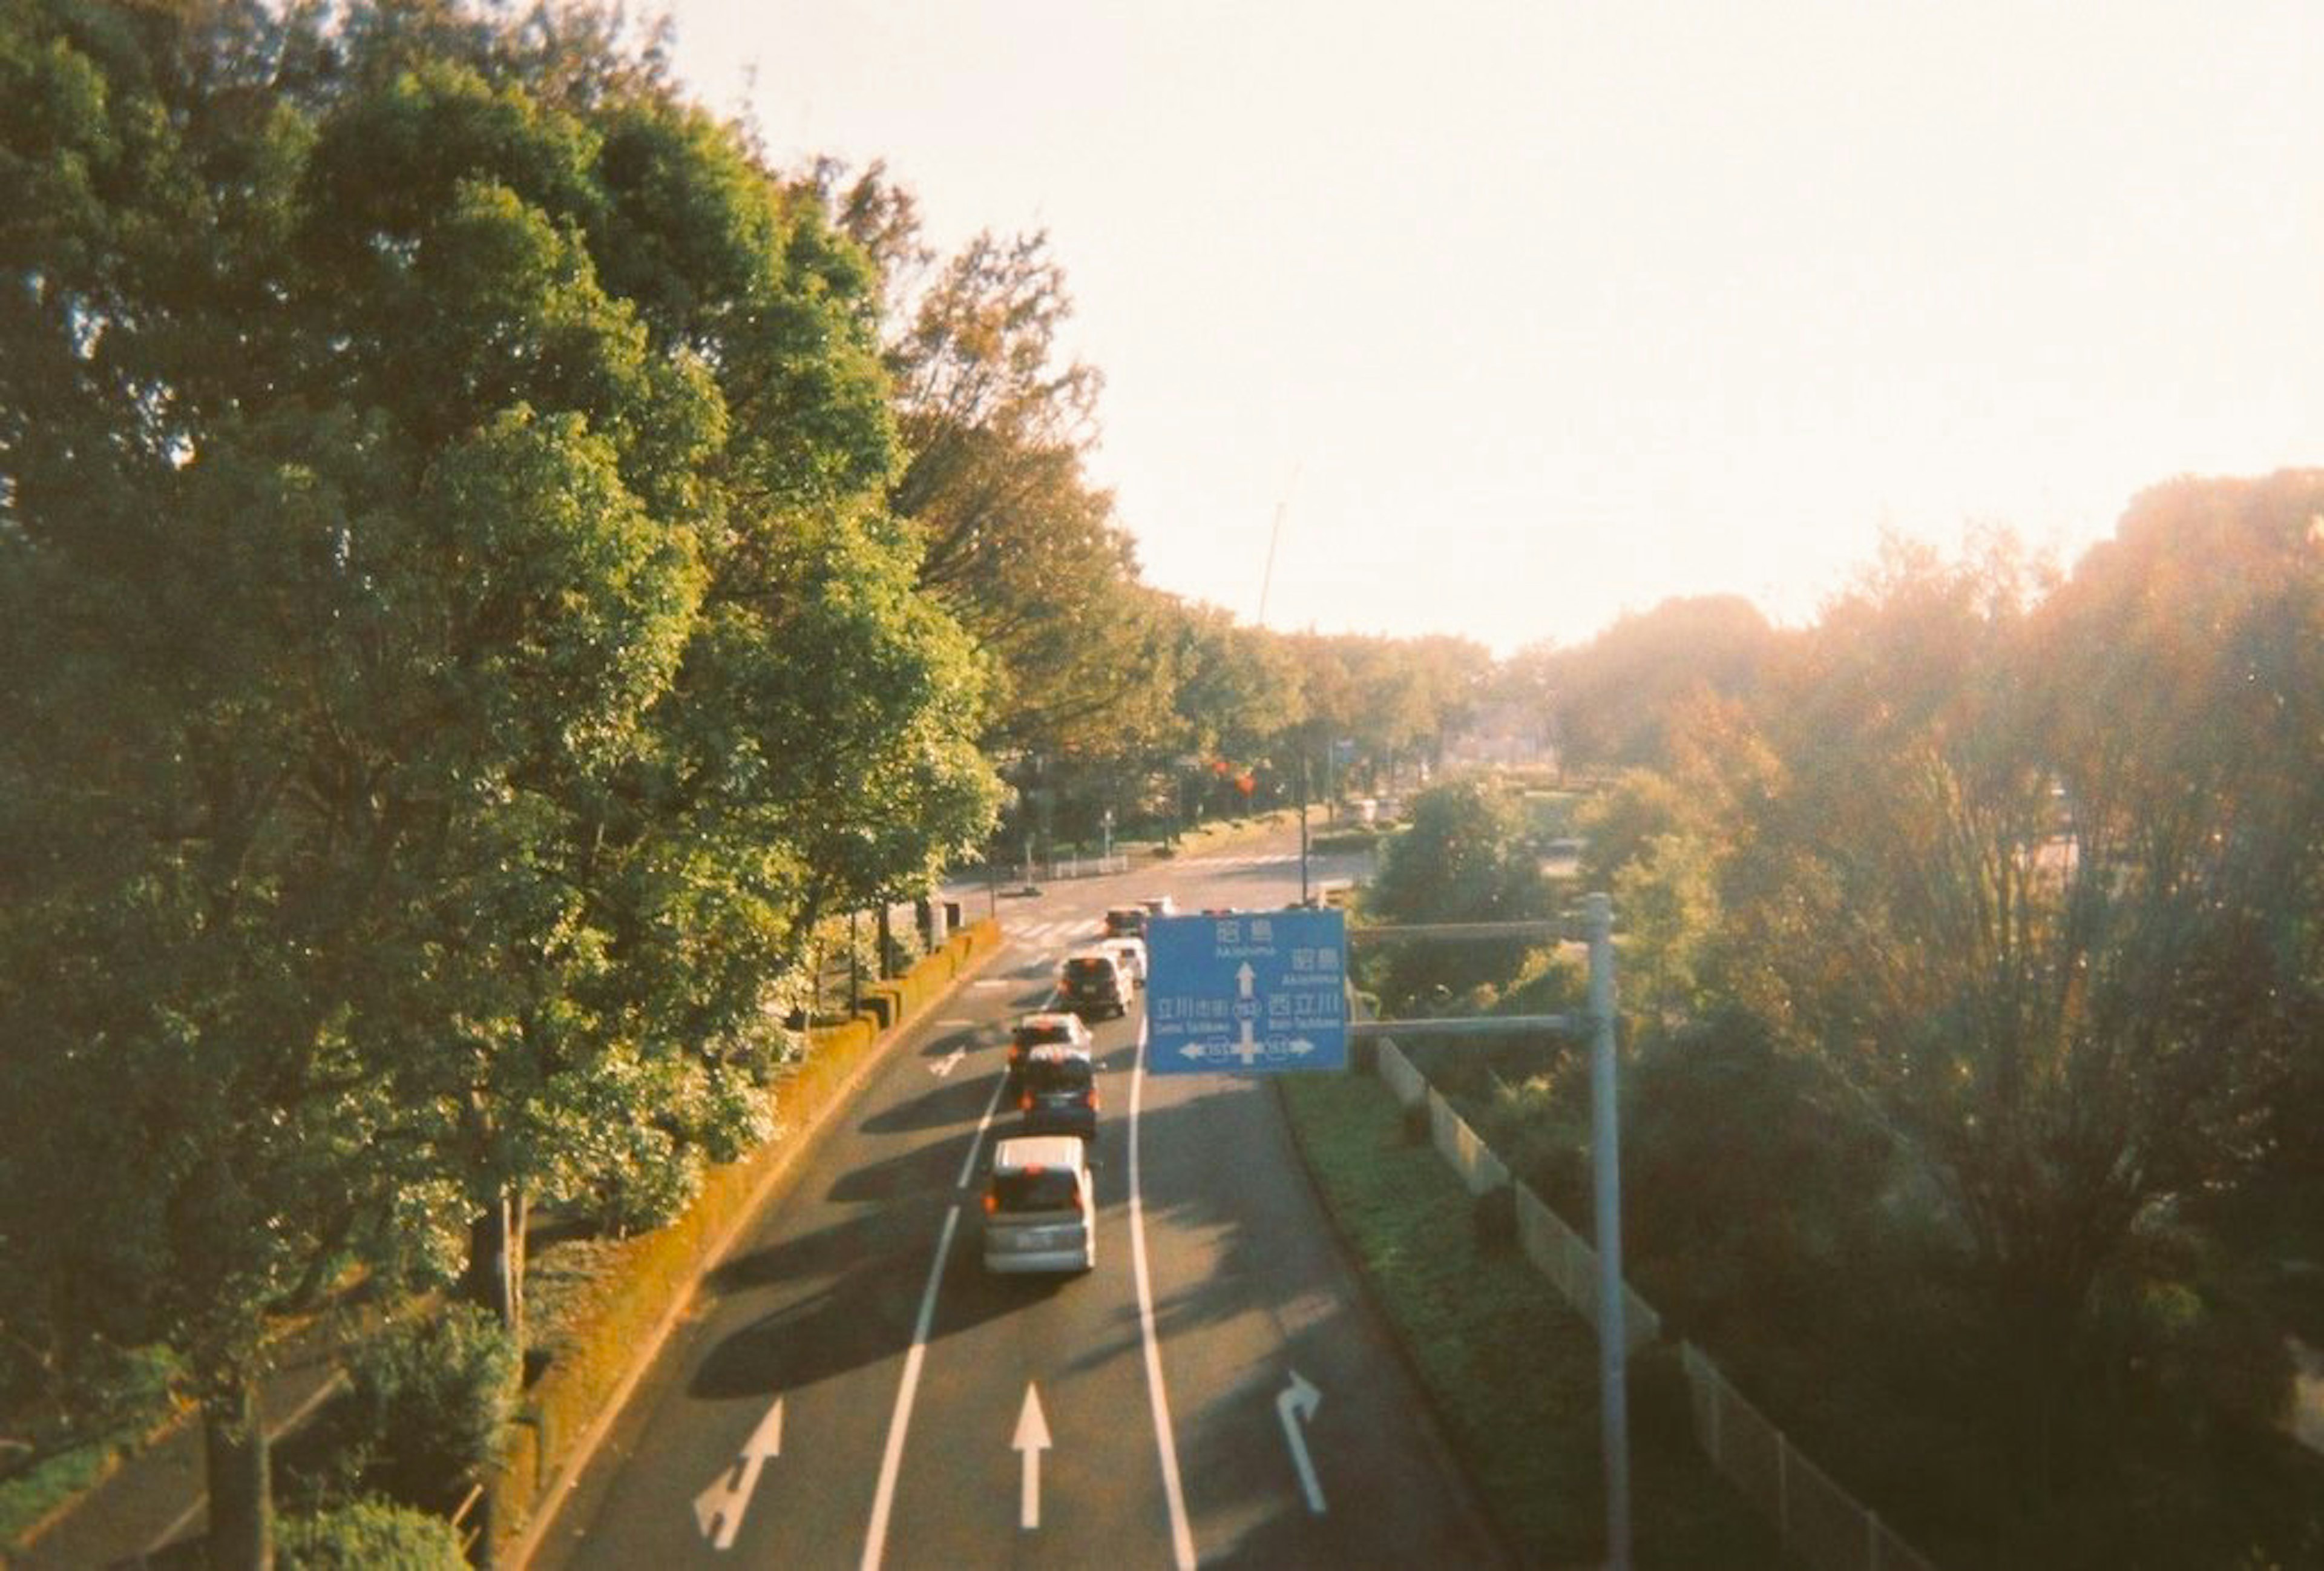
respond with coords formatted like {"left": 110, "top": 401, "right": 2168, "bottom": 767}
{"left": 1370, "top": 1035, "right": 1935, "bottom": 1570}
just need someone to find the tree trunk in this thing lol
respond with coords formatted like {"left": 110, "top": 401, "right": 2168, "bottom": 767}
{"left": 202, "top": 1367, "right": 271, "bottom": 1570}
{"left": 464, "top": 1188, "right": 528, "bottom": 1351}
{"left": 876, "top": 903, "right": 894, "bottom": 980}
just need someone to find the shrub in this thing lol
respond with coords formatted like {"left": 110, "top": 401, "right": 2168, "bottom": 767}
{"left": 343, "top": 1305, "right": 518, "bottom": 1509}
{"left": 276, "top": 1496, "right": 465, "bottom": 1569}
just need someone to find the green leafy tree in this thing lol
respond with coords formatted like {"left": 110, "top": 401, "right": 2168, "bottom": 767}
{"left": 1711, "top": 527, "right": 2311, "bottom": 1521}
{"left": 826, "top": 171, "right": 1168, "bottom": 761}
{"left": 1362, "top": 777, "right": 1555, "bottom": 1008}
{"left": 0, "top": 9, "right": 995, "bottom": 1566}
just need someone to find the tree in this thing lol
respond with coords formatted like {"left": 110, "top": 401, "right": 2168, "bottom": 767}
{"left": 1520, "top": 594, "right": 1778, "bottom": 773}
{"left": 1363, "top": 777, "right": 1556, "bottom": 1008}
{"left": 1709, "top": 525, "right": 2313, "bottom": 1515}
{"left": 824, "top": 170, "right": 1169, "bottom": 761}
{"left": 0, "top": 7, "right": 997, "bottom": 1564}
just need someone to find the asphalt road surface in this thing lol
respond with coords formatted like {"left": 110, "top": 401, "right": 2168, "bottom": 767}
{"left": 530, "top": 830, "right": 1506, "bottom": 1570}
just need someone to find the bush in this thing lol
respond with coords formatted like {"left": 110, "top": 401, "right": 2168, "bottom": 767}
{"left": 277, "top": 1496, "right": 465, "bottom": 1569}
{"left": 343, "top": 1305, "right": 517, "bottom": 1509}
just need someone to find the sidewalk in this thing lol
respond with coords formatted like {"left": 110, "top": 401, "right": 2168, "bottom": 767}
{"left": 9, "top": 1314, "right": 352, "bottom": 1569}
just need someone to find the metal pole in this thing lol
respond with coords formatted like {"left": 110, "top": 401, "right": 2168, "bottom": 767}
{"left": 1299, "top": 755, "right": 1311, "bottom": 904}
{"left": 1587, "top": 891, "right": 1632, "bottom": 1569}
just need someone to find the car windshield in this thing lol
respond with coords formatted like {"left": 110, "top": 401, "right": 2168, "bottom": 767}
{"left": 991, "top": 1168, "right": 1080, "bottom": 1213}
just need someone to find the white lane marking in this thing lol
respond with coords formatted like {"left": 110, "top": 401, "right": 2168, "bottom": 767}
{"left": 1131, "top": 1015, "right": 1198, "bottom": 1570}
{"left": 1013, "top": 1383, "right": 1052, "bottom": 1530}
{"left": 971, "top": 979, "right": 1012, "bottom": 990}
{"left": 692, "top": 1397, "right": 785, "bottom": 1550}
{"left": 860, "top": 1075, "right": 1007, "bottom": 1571}
{"left": 1276, "top": 1371, "right": 1327, "bottom": 1515}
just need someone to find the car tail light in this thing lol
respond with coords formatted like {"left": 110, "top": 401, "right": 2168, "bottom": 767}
{"left": 982, "top": 1192, "right": 997, "bottom": 1214}
{"left": 1084, "top": 1090, "right": 1098, "bottom": 1108}
{"left": 1019, "top": 1094, "right": 1033, "bottom": 1112}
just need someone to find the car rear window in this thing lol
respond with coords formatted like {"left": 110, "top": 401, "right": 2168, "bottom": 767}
{"left": 1014, "top": 1023, "right": 1071, "bottom": 1047}
{"left": 1065, "top": 958, "right": 1113, "bottom": 981}
{"left": 991, "top": 1168, "right": 1080, "bottom": 1213}
{"left": 1025, "top": 1057, "right": 1093, "bottom": 1093}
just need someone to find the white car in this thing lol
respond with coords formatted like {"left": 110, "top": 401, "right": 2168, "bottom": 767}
{"left": 1059, "top": 947, "right": 1134, "bottom": 1018}
{"left": 1140, "top": 895, "right": 1178, "bottom": 918}
{"left": 1103, "top": 935, "right": 1147, "bottom": 988}
{"left": 983, "top": 1135, "right": 1096, "bottom": 1273}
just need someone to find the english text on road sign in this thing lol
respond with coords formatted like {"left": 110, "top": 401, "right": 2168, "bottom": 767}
{"left": 1145, "top": 910, "right": 1348, "bottom": 1075}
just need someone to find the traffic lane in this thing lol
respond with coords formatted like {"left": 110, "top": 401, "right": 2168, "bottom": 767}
{"left": 1139, "top": 857, "right": 1507, "bottom": 1567}
{"left": 877, "top": 1003, "right": 1173, "bottom": 1568}
{"left": 1137, "top": 1069, "right": 1503, "bottom": 1568}
{"left": 535, "top": 989, "right": 1025, "bottom": 1570}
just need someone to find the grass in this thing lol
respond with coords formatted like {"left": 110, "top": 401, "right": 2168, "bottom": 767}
{"left": 1278, "top": 1070, "right": 1783, "bottom": 1569}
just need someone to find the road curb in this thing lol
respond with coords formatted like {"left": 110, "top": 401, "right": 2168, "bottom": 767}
{"left": 500, "top": 930, "right": 1009, "bottom": 1568}
{"left": 1270, "top": 1074, "right": 1525, "bottom": 1571}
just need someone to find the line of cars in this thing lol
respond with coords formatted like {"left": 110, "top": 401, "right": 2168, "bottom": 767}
{"left": 980, "top": 896, "right": 1174, "bottom": 1276}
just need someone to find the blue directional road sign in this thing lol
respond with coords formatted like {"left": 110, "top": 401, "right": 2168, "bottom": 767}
{"left": 1145, "top": 909, "right": 1349, "bottom": 1075}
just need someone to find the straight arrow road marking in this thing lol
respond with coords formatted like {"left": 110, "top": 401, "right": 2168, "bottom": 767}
{"left": 1276, "top": 1371, "right": 1326, "bottom": 1515}
{"left": 1013, "top": 1383, "right": 1052, "bottom": 1530}
{"left": 692, "top": 1397, "right": 785, "bottom": 1550}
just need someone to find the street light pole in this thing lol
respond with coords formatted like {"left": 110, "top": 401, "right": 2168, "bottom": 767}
{"left": 1587, "top": 891, "right": 1632, "bottom": 1569}
{"left": 1299, "top": 754, "right": 1311, "bottom": 904}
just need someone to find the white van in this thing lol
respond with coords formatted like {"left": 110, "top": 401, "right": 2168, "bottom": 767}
{"left": 1059, "top": 947, "right": 1133, "bottom": 1018}
{"left": 982, "top": 1135, "right": 1096, "bottom": 1274}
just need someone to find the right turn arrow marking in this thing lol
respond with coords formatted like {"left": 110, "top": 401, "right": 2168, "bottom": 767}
{"left": 1276, "top": 1369, "right": 1326, "bottom": 1515}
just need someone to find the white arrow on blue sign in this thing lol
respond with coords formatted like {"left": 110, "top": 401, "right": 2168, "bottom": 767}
{"left": 1145, "top": 909, "right": 1348, "bottom": 1075}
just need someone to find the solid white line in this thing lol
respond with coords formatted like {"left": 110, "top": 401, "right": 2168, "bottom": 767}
{"left": 1130, "top": 1015, "right": 1198, "bottom": 1570}
{"left": 860, "top": 1075, "right": 1007, "bottom": 1571}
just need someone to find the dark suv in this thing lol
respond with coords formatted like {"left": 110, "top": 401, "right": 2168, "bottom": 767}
{"left": 1008, "top": 1011, "right": 1092, "bottom": 1091}
{"left": 1017, "top": 1045, "right": 1098, "bottom": 1140}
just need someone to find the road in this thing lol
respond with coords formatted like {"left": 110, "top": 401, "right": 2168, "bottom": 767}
{"left": 530, "top": 831, "right": 1506, "bottom": 1569}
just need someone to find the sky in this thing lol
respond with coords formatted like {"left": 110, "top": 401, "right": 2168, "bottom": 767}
{"left": 663, "top": 1, "right": 2323, "bottom": 654}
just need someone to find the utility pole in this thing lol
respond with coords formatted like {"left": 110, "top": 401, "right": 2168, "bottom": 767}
{"left": 1298, "top": 754, "right": 1311, "bottom": 904}
{"left": 1587, "top": 891, "right": 1632, "bottom": 1568}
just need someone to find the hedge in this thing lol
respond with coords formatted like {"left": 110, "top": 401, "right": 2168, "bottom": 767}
{"left": 482, "top": 918, "right": 1002, "bottom": 1563}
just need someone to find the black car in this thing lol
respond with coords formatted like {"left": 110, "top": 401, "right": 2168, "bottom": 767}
{"left": 1017, "top": 1045, "right": 1098, "bottom": 1140}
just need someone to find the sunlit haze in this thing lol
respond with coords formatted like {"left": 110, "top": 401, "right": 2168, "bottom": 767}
{"left": 667, "top": 1, "right": 2322, "bottom": 653}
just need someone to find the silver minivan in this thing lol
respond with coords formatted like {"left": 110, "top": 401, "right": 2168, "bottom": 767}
{"left": 982, "top": 1135, "right": 1095, "bottom": 1274}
